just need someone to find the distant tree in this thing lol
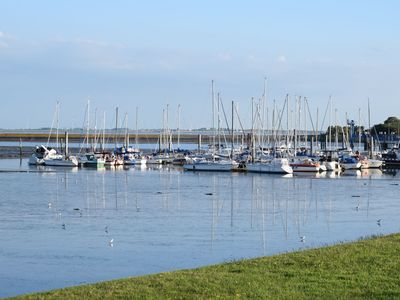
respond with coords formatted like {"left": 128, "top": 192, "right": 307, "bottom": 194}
{"left": 371, "top": 116, "right": 400, "bottom": 135}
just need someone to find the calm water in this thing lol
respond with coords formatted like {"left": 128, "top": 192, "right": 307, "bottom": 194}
{"left": 0, "top": 159, "right": 399, "bottom": 297}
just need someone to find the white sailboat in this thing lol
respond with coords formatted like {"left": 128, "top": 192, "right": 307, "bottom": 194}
{"left": 43, "top": 146, "right": 79, "bottom": 167}
{"left": 246, "top": 158, "right": 293, "bottom": 174}
{"left": 183, "top": 84, "right": 238, "bottom": 172}
{"left": 28, "top": 145, "right": 47, "bottom": 165}
{"left": 360, "top": 157, "right": 383, "bottom": 169}
{"left": 289, "top": 157, "right": 324, "bottom": 172}
{"left": 78, "top": 100, "right": 106, "bottom": 167}
{"left": 183, "top": 156, "right": 239, "bottom": 171}
{"left": 340, "top": 155, "right": 362, "bottom": 170}
{"left": 29, "top": 103, "right": 78, "bottom": 167}
{"left": 323, "top": 160, "right": 341, "bottom": 171}
{"left": 29, "top": 143, "right": 79, "bottom": 167}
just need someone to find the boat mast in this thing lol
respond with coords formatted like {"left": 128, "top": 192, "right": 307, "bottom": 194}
{"left": 294, "top": 96, "right": 298, "bottom": 156}
{"left": 263, "top": 77, "right": 268, "bottom": 148}
{"left": 368, "top": 98, "right": 372, "bottom": 155}
{"left": 272, "top": 99, "right": 276, "bottom": 151}
{"left": 217, "top": 93, "right": 221, "bottom": 155}
{"left": 231, "top": 100, "right": 234, "bottom": 159}
{"left": 135, "top": 106, "right": 139, "bottom": 150}
{"left": 102, "top": 111, "right": 106, "bottom": 151}
{"left": 166, "top": 103, "right": 171, "bottom": 152}
{"left": 115, "top": 106, "right": 118, "bottom": 150}
{"left": 304, "top": 97, "right": 307, "bottom": 154}
{"left": 335, "top": 108, "right": 338, "bottom": 150}
{"left": 125, "top": 113, "right": 129, "bottom": 149}
{"left": 358, "top": 108, "right": 362, "bottom": 151}
{"left": 316, "top": 107, "right": 319, "bottom": 152}
{"left": 329, "top": 95, "right": 332, "bottom": 151}
{"left": 251, "top": 97, "right": 255, "bottom": 161}
{"left": 286, "top": 94, "right": 289, "bottom": 157}
{"left": 177, "top": 104, "right": 181, "bottom": 149}
{"left": 56, "top": 101, "right": 60, "bottom": 150}
{"left": 65, "top": 131, "right": 68, "bottom": 157}
{"left": 212, "top": 80, "right": 215, "bottom": 160}
{"left": 86, "top": 99, "right": 90, "bottom": 150}
{"left": 93, "top": 107, "right": 97, "bottom": 151}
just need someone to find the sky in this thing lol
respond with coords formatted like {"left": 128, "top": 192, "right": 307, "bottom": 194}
{"left": 1, "top": 1, "right": 399, "bottom": 130}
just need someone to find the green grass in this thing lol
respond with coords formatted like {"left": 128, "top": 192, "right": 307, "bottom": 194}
{"left": 11, "top": 234, "right": 400, "bottom": 299}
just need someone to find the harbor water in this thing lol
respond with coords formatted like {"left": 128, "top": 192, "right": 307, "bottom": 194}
{"left": 0, "top": 159, "right": 399, "bottom": 297}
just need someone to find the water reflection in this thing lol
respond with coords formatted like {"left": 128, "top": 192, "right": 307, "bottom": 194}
{"left": 0, "top": 159, "right": 399, "bottom": 297}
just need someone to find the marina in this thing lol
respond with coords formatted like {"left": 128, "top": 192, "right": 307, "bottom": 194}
{"left": 0, "top": 158, "right": 399, "bottom": 297}
{"left": 2, "top": 2, "right": 400, "bottom": 297}
{"left": 0, "top": 82, "right": 399, "bottom": 298}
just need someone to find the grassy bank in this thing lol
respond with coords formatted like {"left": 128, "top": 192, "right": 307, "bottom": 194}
{"left": 12, "top": 234, "right": 400, "bottom": 299}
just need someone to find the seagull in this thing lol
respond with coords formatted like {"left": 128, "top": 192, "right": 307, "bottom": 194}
{"left": 300, "top": 236, "right": 306, "bottom": 243}
{"left": 109, "top": 238, "right": 114, "bottom": 247}
{"left": 62, "top": 223, "right": 66, "bottom": 230}
{"left": 48, "top": 202, "right": 52, "bottom": 208}
{"left": 105, "top": 226, "right": 109, "bottom": 234}
{"left": 377, "top": 219, "right": 382, "bottom": 226}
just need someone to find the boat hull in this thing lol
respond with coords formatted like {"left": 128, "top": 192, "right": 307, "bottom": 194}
{"left": 361, "top": 159, "right": 383, "bottom": 169}
{"left": 246, "top": 158, "right": 293, "bottom": 174}
{"left": 323, "top": 161, "right": 341, "bottom": 171}
{"left": 44, "top": 156, "right": 78, "bottom": 167}
{"left": 246, "top": 162, "right": 293, "bottom": 174}
{"left": 290, "top": 164, "right": 320, "bottom": 172}
{"left": 341, "top": 162, "right": 362, "bottom": 170}
{"left": 183, "top": 161, "right": 238, "bottom": 172}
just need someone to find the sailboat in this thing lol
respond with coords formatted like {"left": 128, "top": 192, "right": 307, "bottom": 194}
{"left": 183, "top": 156, "right": 238, "bottom": 171}
{"left": 77, "top": 100, "right": 106, "bottom": 167}
{"left": 28, "top": 145, "right": 47, "bottom": 165}
{"left": 29, "top": 103, "right": 78, "bottom": 167}
{"left": 183, "top": 84, "right": 238, "bottom": 172}
{"left": 29, "top": 144, "right": 78, "bottom": 166}
{"left": 246, "top": 157, "right": 293, "bottom": 174}
{"left": 340, "top": 154, "right": 362, "bottom": 170}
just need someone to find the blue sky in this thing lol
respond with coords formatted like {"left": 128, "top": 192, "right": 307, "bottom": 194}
{"left": 1, "top": 1, "right": 399, "bottom": 129}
